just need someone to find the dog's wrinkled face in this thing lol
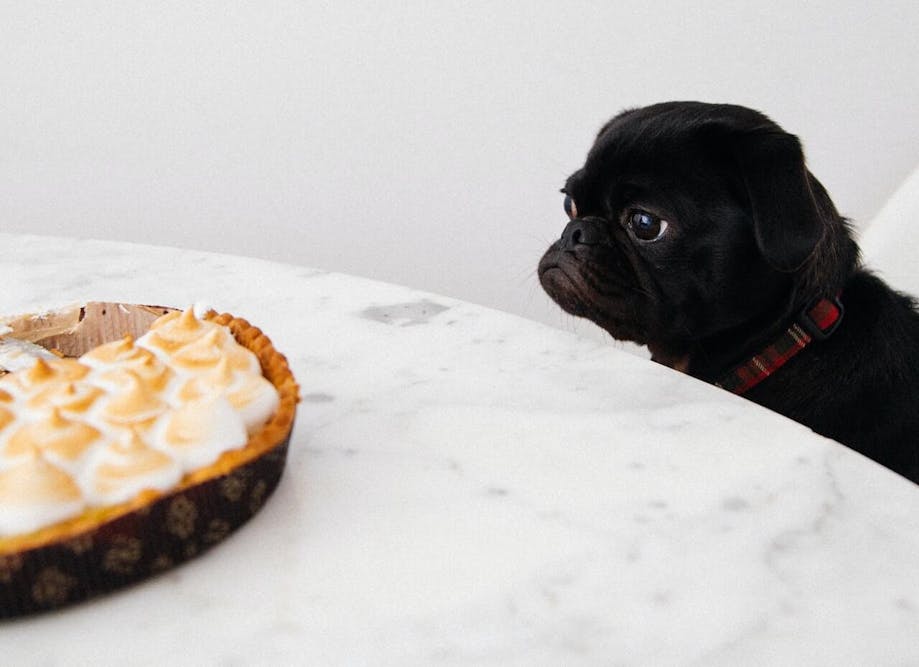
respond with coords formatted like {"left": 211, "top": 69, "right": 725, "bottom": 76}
{"left": 539, "top": 102, "right": 828, "bottom": 365}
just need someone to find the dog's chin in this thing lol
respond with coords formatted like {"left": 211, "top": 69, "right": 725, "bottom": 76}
{"left": 538, "top": 265, "right": 591, "bottom": 318}
{"left": 538, "top": 254, "right": 647, "bottom": 344}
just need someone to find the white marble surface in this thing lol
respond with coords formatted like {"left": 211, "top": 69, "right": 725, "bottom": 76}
{"left": 2, "top": 232, "right": 919, "bottom": 665}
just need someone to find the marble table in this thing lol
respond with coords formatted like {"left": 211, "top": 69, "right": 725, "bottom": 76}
{"left": 2, "top": 232, "right": 919, "bottom": 665}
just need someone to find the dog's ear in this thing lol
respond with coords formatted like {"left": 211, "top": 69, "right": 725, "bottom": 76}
{"left": 732, "top": 131, "right": 825, "bottom": 272}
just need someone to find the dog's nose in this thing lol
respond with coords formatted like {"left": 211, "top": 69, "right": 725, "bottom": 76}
{"left": 559, "top": 217, "right": 608, "bottom": 250}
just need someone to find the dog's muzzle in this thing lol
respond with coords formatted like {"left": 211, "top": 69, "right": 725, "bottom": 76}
{"left": 558, "top": 216, "right": 610, "bottom": 250}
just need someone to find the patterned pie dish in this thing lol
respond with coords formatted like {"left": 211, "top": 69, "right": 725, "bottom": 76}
{"left": 0, "top": 303, "right": 299, "bottom": 618}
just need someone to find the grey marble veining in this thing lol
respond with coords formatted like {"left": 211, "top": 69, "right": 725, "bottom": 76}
{"left": 2, "top": 232, "right": 919, "bottom": 665}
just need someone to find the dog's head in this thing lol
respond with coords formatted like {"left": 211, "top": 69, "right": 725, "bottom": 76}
{"left": 538, "top": 101, "right": 858, "bottom": 371}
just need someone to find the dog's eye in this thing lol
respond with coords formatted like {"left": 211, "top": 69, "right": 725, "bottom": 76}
{"left": 627, "top": 210, "right": 669, "bottom": 242}
{"left": 563, "top": 195, "right": 578, "bottom": 219}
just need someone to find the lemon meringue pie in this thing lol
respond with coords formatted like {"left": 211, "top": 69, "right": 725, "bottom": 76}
{"left": 0, "top": 304, "right": 298, "bottom": 617}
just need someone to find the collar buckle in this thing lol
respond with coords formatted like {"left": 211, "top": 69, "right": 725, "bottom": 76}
{"left": 797, "top": 296, "right": 844, "bottom": 342}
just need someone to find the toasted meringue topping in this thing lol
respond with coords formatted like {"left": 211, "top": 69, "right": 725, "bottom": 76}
{"left": 0, "top": 406, "right": 13, "bottom": 433}
{"left": 5, "top": 409, "right": 101, "bottom": 462}
{"left": 81, "top": 335, "right": 136, "bottom": 364}
{"left": 28, "top": 381, "right": 104, "bottom": 415}
{"left": 138, "top": 308, "right": 217, "bottom": 354}
{"left": 128, "top": 356, "right": 174, "bottom": 392}
{"left": 81, "top": 336, "right": 145, "bottom": 366}
{"left": 2, "top": 358, "right": 90, "bottom": 395}
{"left": 83, "top": 338, "right": 175, "bottom": 392}
{"left": 167, "top": 328, "right": 259, "bottom": 374}
{"left": 29, "top": 358, "right": 58, "bottom": 383}
{"left": 95, "top": 361, "right": 174, "bottom": 396}
{"left": 0, "top": 453, "right": 82, "bottom": 502}
{"left": 228, "top": 375, "right": 280, "bottom": 434}
{"left": 174, "top": 357, "right": 277, "bottom": 434}
{"left": 0, "top": 337, "right": 60, "bottom": 373}
{"left": 98, "top": 371, "right": 166, "bottom": 425}
{"left": 168, "top": 328, "right": 230, "bottom": 370}
{"left": 0, "top": 455, "right": 85, "bottom": 536}
{"left": 176, "top": 358, "right": 236, "bottom": 402}
{"left": 84, "top": 430, "right": 182, "bottom": 505}
{"left": 153, "top": 308, "right": 202, "bottom": 334}
{"left": 55, "top": 358, "right": 91, "bottom": 378}
{"left": 0, "top": 388, "right": 12, "bottom": 403}
{"left": 160, "top": 396, "right": 247, "bottom": 469}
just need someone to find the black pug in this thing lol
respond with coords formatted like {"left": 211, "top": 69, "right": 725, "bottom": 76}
{"left": 539, "top": 101, "right": 919, "bottom": 484}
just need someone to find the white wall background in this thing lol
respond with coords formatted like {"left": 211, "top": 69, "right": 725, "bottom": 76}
{"left": 2, "top": 2, "right": 917, "bottom": 340}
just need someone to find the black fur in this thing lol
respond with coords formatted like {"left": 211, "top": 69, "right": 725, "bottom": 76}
{"left": 539, "top": 101, "right": 919, "bottom": 483}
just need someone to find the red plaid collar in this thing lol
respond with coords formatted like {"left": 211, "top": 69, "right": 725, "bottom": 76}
{"left": 716, "top": 296, "right": 844, "bottom": 395}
